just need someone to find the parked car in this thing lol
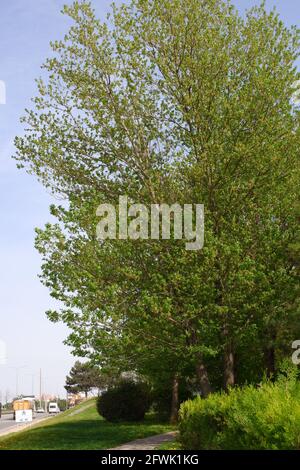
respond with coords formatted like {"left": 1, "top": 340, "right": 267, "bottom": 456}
{"left": 36, "top": 407, "right": 45, "bottom": 413}
{"left": 48, "top": 402, "right": 60, "bottom": 414}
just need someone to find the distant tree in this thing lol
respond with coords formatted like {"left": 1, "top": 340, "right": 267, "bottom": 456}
{"left": 57, "top": 398, "right": 67, "bottom": 411}
{"left": 65, "top": 361, "right": 105, "bottom": 398}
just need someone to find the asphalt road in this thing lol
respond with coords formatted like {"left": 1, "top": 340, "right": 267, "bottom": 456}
{"left": 0, "top": 412, "right": 49, "bottom": 436}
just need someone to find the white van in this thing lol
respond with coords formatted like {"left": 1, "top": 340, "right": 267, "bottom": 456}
{"left": 48, "top": 402, "right": 60, "bottom": 414}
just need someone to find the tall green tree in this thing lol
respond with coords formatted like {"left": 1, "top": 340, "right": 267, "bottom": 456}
{"left": 15, "top": 0, "right": 300, "bottom": 415}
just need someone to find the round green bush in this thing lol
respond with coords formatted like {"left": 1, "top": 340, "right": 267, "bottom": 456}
{"left": 97, "top": 380, "right": 152, "bottom": 422}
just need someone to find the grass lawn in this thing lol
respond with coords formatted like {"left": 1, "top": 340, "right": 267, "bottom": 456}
{"left": 0, "top": 400, "right": 175, "bottom": 450}
{"left": 158, "top": 440, "right": 181, "bottom": 450}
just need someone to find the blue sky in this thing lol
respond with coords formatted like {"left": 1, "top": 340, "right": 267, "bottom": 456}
{"left": 0, "top": 0, "right": 299, "bottom": 399}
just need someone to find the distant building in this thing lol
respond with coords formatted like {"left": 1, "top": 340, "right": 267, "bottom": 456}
{"left": 67, "top": 392, "right": 86, "bottom": 407}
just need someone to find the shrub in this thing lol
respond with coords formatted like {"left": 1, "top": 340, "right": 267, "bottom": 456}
{"left": 179, "top": 376, "right": 300, "bottom": 450}
{"left": 97, "top": 380, "right": 151, "bottom": 422}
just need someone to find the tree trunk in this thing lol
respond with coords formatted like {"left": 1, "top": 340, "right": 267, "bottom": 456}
{"left": 170, "top": 374, "right": 180, "bottom": 424}
{"left": 263, "top": 331, "right": 276, "bottom": 379}
{"left": 264, "top": 346, "right": 275, "bottom": 379}
{"left": 195, "top": 358, "right": 212, "bottom": 398}
{"left": 223, "top": 340, "right": 235, "bottom": 390}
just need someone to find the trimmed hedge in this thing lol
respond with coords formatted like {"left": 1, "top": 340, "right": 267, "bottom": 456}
{"left": 179, "top": 377, "right": 300, "bottom": 450}
{"left": 97, "top": 380, "right": 151, "bottom": 422}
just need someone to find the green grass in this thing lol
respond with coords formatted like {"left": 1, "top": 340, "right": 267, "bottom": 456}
{"left": 157, "top": 440, "right": 181, "bottom": 450}
{"left": 0, "top": 400, "right": 174, "bottom": 450}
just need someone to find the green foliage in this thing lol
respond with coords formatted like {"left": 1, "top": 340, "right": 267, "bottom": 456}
{"left": 57, "top": 399, "right": 67, "bottom": 412}
{"left": 14, "top": 0, "right": 300, "bottom": 399}
{"left": 179, "top": 374, "right": 300, "bottom": 450}
{"left": 97, "top": 380, "right": 152, "bottom": 422}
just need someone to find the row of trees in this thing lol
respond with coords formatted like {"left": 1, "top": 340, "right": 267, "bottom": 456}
{"left": 15, "top": 0, "right": 299, "bottom": 421}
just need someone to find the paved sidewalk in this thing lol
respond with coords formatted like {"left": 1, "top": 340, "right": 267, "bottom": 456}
{"left": 109, "top": 431, "right": 178, "bottom": 450}
{"left": 68, "top": 401, "right": 94, "bottom": 417}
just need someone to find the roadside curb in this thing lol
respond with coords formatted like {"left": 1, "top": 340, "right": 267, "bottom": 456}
{"left": 0, "top": 415, "right": 54, "bottom": 438}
